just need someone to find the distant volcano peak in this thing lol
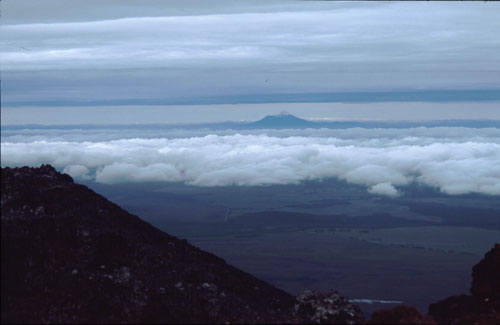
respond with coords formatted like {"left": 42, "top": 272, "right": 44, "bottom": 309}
{"left": 249, "top": 111, "right": 314, "bottom": 129}
{"left": 276, "top": 110, "right": 292, "bottom": 117}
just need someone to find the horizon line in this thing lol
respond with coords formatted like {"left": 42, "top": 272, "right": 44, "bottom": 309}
{"left": 3, "top": 89, "right": 500, "bottom": 107}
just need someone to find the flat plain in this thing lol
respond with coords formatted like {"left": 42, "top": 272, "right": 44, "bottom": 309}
{"left": 85, "top": 179, "right": 500, "bottom": 315}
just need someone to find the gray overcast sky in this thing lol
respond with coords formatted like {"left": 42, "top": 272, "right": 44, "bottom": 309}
{"left": 1, "top": 0, "right": 500, "bottom": 106}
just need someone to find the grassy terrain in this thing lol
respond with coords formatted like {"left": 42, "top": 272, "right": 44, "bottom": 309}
{"left": 84, "top": 180, "right": 500, "bottom": 316}
{"left": 86, "top": 179, "right": 500, "bottom": 228}
{"left": 186, "top": 226, "right": 499, "bottom": 315}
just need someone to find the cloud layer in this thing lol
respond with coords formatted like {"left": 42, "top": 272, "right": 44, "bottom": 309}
{"left": 2, "top": 130, "right": 499, "bottom": 196}
{"left": 2, "top": 1, "right": 499, "bottom": 103}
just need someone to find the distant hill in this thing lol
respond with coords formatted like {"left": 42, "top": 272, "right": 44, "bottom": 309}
{"left": 243, "top": 112, "right": 500, "bottom": 130}
{"left": 248, "top": 111, "right": 315, "bottom": 129}
{"left": 3, "top": 115, "right": 499, "bottom": 132}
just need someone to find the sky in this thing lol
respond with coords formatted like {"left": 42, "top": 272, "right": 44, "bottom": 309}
{"left": 1, "top": 1, "right": 500, "bottom": 196}
{"left": 2, "top": 0, "right": 500, "bottom": 121}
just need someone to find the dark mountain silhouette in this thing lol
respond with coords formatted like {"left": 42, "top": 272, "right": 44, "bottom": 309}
{"left": 428, "top": 243, "right": 500, "bottom": 324}
{"left": 4, "top": 117, "right": 498, "bottom": 133}
{"left": 246, "top": 112, "right": 500, "bottom": 130}
{"left": 248, "top": 111, "right": 315, "bottom": 129}
{"left": 369, "top": 244, "right": 500, "bottom": 324}
{"left": 0, "top": 165, "right": 363, "bottom": 324}
{"left": 1, "top": 165, "right": 498, "bottom": 324}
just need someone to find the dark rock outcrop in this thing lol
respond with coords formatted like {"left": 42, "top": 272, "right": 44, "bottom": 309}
{"left": 471, "top": 243, "right": 500, "bottom": 300}
{"left": 1, "top": 165, "right": 296, "bottom": 323}
{"left": 428, "top": 244, "right": 500, "bottom": 324}
{"left": 1, "top": 165, "right": 365, "bottom": 324}
{"left": 369, "top": 244, "right": 500, "bottom": 324}
{"left": 293, "top": 290, "right": 364, "bottom": 324}
{"left": 4, "top": 165, "right": 499, "bottom": 324}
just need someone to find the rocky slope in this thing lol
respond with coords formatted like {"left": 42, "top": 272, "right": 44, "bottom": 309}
{"left": 428, "top": 243, "right": 500, "bottom": 324}
{"left": 369, "top": 244, "right": 500, "bottom": 324}
{"left": 3, "top": 164, "right": 497, "bottom": 324}
{"left": 1, "top": 165, "right": 363, "bottom": 324}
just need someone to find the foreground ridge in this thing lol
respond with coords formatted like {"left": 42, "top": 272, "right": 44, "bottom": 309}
{"left": 3, "top": 165, "right": 497, "bottom": 324}
{"left": 0, "top": 165, "right": 363, "bottom": 324}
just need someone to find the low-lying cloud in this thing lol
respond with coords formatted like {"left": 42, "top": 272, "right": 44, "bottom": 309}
{"left": 2, "top": 131, "right": 499, "bottom": 196}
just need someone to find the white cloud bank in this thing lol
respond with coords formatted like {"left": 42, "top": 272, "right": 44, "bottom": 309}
{"left": 368, "top": 182, "right": 400, "bottom": 197}
{"left": 2, "top": 132, "right": 500, "bottom": 196}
